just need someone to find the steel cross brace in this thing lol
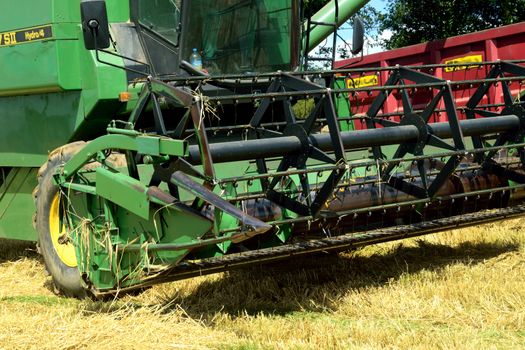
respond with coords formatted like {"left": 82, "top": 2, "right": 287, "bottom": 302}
{"left": 247, "top": 73, "right": 347, "bottom": 217}
{"left": 364, "top": 66, "right": 468, "bottom": 199}
{"left": 465, "top": 61, "right": 525, "bottom": 168}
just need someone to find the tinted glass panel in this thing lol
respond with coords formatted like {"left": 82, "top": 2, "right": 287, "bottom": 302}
{"left": 138, "top": 0, "right": 181, "bottom": 46}
{"left": 183, "top": 0, "right": 295, "bottom": 74}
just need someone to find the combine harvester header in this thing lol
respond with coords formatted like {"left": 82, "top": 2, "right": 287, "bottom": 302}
{"left": 0, "top": 0, "right": 524, "bottom": 299}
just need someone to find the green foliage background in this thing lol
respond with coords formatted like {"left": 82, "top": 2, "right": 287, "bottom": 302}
{"left": 303, "top": 0, "right": 330, "bottom": 17}
{"left": 304, "top": 0, "right": 525, "bottom": 50}
{"left": 380, "top": 0, "right": 525, "bottom": 49}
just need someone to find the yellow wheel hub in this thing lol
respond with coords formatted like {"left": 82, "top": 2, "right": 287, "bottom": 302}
{"left": 49, "top": 194, "right": 77, "bottom": 268}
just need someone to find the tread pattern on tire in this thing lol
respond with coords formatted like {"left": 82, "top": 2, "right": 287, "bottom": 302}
{"left": 34, "top": 142, "right": 89, "bottom": 298}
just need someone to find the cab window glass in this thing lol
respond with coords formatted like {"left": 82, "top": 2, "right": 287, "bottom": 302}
{"left": 183, "top": 0, "right": 295, "bottom": 74}
{"left": 138, "top": 0, "right": 181, "bottom": 46}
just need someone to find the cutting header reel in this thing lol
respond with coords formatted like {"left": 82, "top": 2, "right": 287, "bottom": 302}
{"left": 28, "top": 0, "right": 525, "bottom": 297}
{"left": 39, "top": 56, "right": 525, "bottom": 297}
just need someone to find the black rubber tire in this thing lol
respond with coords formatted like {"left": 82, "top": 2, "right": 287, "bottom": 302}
{"left": 33, "top": 142, "right": 88, "bottom": 298}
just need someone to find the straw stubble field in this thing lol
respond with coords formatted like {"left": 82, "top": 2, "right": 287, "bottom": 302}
{"left": 1, "top": 218, "right": 525, "bottom": 349}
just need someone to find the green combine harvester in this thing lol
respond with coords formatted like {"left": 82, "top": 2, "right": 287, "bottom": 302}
{"left": 1, "top": 0, "right": 525, "bottom": 298}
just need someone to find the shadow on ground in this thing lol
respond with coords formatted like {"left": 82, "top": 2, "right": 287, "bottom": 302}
{"left": 9, "top": 234, "right": 517, "bottom": 319}
{"left": 155, "top": 239, "right": 521, "bottom": 318}
{"left": 0, "top": 239, "right": 38, "bottom": 263}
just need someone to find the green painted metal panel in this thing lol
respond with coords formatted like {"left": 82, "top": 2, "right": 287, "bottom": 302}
{"left": 0, "top": 168, "right": 38, "bottom": 241}
{"left": 0, "top": 0, "right": 130, "bottom": 95}
{"left": 0, "top": 23, "right": 82, "bottom": 96}
{"left": 78, "top": 50, "right": 128, "bottom": 121}
{"left": 0, "top": 37, "right": 65, "bottom": 95}
{"left": 335, "top": 77, "right": 355, "bottom": 132}
{"left": 54, "top": 0, "right": 130, "bottom": 23}
{"left": 152, "top": 204, "right": 214, "bottom": 263}
{"left": 56, "top": 40, "right": 82, "bottom": 90}
{"left": 0, "top": 2, "right": 53, "bottom": 31}
{"left": 106, "top": 0, "right": 131, "bottom": 22}
{"left": 0, "top": 0, "right": 129, "bottom": 30}
{"left": 136, "top": 135, "right": 161, "bottom": 156}
{"left": 96, "top": 167, "right": 150, "bottom": 220}
{"left": 61, "top": 134, "right": 187, "bottom": 179}
{"left": 0, "top": 92, "right": 82, "bottom": 167}
{"left": 0, "top": 3, "right": 129, "bottom": 165}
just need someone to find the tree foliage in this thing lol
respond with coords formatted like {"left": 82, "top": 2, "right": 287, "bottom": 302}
{"left": 302, "top": 0, "right": 329, "bottom": 18}
{"left": 380, "top": 0, "right": 525, "bottom": 49}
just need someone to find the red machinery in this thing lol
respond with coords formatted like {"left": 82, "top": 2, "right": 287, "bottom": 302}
{"left": 336, "top": 22, "right": 525, "bottom": 129}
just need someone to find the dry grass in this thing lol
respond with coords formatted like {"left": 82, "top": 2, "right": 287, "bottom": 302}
{"left": 1, "top": 219, "right": 525, "bottom": 349}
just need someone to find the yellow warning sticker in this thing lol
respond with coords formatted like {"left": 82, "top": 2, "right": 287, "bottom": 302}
{"left": 444, "top": 54, "right": 483, "bottom": 72}
{"left": 346, "top": 75, "right": 379, "bottom": 88}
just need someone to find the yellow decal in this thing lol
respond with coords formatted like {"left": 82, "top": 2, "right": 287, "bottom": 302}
{"left": 347, "top": 75, "right": 379, "bottom": 89}
{"left": 0, "top": 25, "right": 53, "bottom": 47}
{"left": 444, "top": 54, "right": 483, "bottom": 73}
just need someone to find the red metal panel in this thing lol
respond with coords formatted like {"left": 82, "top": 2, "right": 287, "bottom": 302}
{"left": 336, "top": 22, "right": 525, "bottom": 129}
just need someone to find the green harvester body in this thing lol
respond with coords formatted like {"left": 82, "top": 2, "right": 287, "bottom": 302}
{"left": 0, "top": 0, "right": 368, "bottom": 294}
{"left": 2, "top": 0, "right": 525, "bottom": 297}
{"left": 0, "top": 0, "right": 130, "bottom": 241}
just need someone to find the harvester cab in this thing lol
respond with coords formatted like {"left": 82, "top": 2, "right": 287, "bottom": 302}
{"left": 1, "top": 0, "right": 525, "bottom": 299}
{"left": 82, "top": 0, "right": 299, "bottom": 77}
{"left": 81, "top": 0, "right": 364, "bottom": 77}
